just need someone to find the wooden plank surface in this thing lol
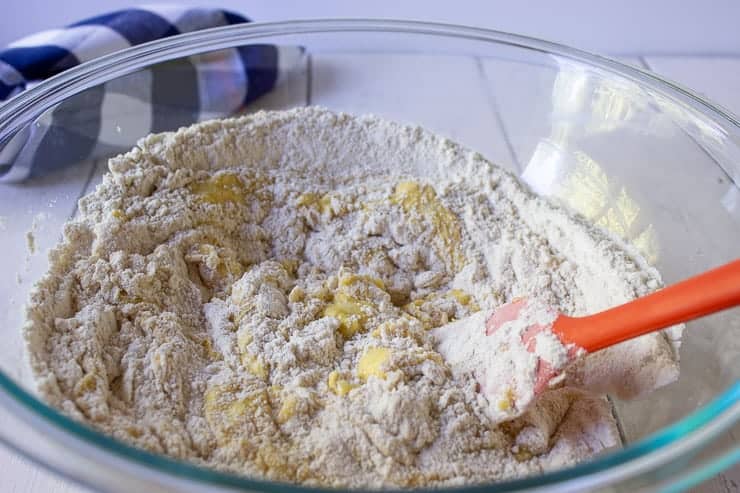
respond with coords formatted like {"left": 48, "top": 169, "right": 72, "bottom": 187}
{"left": 0, "top": 157, "right": 97, "bottom": 492}
{"left": 310, "top": 53, "right": 518, "bottom": 172}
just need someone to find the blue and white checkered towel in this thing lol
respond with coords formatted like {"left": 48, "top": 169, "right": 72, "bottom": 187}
{"left": 0, "top": 6, "right": 302, "bottom": 182}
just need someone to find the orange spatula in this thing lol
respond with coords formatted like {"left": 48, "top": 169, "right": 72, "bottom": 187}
{"left": 433, "top": 259, "right": 740, "bottom": 422}
{"left": 550, "top": 258, "right": 740, "bottom": 352}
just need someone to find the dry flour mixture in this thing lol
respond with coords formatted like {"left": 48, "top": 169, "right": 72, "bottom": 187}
{"left": 24, "top": 107, "right": 681, "bottom": 488}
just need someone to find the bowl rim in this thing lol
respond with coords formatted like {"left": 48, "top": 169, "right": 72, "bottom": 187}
{"left": 0, "top": 18, "right": 738, "bottom": 492}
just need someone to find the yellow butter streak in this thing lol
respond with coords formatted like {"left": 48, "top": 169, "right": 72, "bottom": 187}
{"left": 323, "top": 292, "right": 371, "bottom": 338}
{"left": 338, "top": 273, "right": 385, "bottom": 290}
{"left": 357, "top": 347, "right": 391, "bottom": 381}
{"left": 327, "top": 370, "right": 355, "bottom": 396}
{"left": 390, "top": 181, "right": 465, "bottom": 272}
{"left": 189, "top": 173, "right": 247, "bottom": 204}
{"left": 277, "top": 395, "right": 298, "bottom": 423}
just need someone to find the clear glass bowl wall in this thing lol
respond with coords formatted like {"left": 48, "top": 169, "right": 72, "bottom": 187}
{"left": 0, "top": 20, "right": 738, "bottom": 493}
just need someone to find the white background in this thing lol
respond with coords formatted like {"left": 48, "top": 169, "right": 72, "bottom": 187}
{"left": 1, "top": 0, "right": 740, "bottom": 56}
{"left": 0, "top": 2, "right": 739, "bottom": 493}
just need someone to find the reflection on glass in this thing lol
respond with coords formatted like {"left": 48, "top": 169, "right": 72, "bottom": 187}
{"left": 522, "top": 59, "right": 659, "bottom": 264}
{"left": 647, "top": 89, "right": 727, "bottom": 153}
{"left": 551, "top": 60, "right": 657, "bottom": 137}
{"left": 721, "top": 186, "right": 740, "bottom": 224}
{"left": 647, "top": 88, "right": 740, "bottom": 194}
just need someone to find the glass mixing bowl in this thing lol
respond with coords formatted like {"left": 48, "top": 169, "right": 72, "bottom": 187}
{"left": 0, "top": 19, "right": 738, "bottom": 493}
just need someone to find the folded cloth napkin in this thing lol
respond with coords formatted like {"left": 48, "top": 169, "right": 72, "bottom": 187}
{"left": 0, "top": 6, "right": 302, "bottom": 182}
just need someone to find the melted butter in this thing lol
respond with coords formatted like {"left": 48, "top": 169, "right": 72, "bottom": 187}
{"left": 203, "top": 385, "right": 274, "bottom": 449}
{"left": 200, "top": 338, "right": 222, "bottom": 360}
{"left": 189, "top": 173, "right": 247, "bottom": 204}
{"left": 277, "top": 394, "right": 298, "bottom": 424}
{"left": 221, "top": 257, "right": 244, "bottom": 278}
{"left": 203, "top": 383, "right": 301, "bottom": 480}
{"left": 241, "top": 352, "right": 269, "bottom": 380}
{"left": 357, "top": 347, "right": 391, "bottom": 381}
{"left": 226, "top": 394, "right": 261, "bottom": 419}
{"left": 372, "top": 319, "right": 424, "bottom": 345}
{"left": 327, "top": 370, "right": 355, "bottom": 396}
{"left": 449, "top": 289, "right": 471, "bottom": 305}
{"left": 402, "top": 289, "right": 479, "bottom": 329}
{"left": 237, "top": 331, "right": 253, "bottom": 349}
{"left": 497, "top": 388, "right": 515, "bottom": 411}
{"left": 402, "top": 293, "right": 449, "bottom": 330}
{"left": 323, "top": 292, "right": 370, "bottom": 338}
{"left": 296, "top": 192, "right": 319, "bottom": 207}
{"left": 198, "top": 243, "right": 217, "bottom": 257}
{"left": 74, "top": 373, "right": 97, "bottom": 395}
{"left": 296, "top": 191, "right": 352, "bottom": 217}
{"left": 279, "top": 258, "right": 300, "bottom": 276}
{"left": 191, "top": 243, "right": 244, "bottom": 282}
{"left": 255, "top": 443, "right": 297, "bottom": 478}
{"left": 288, "top": 286, "right": 305, "bottom": 303}
{"left": 513, "top": 445, "right": 534, "bottom": 462}
{"left": 125, "top": 426, "right": 143, "bottom": 438}
{"left": 295, "top": 192, "right": 333, "bottom": 214}
{"left": 204, "top": 385, "right": 269, "bottom": 423}
{"left": 390, "top": 181, "right": 465, "bottom": 273}
{"left": 450, "top": 288, "right": 480, "bottom": 311}
{"left": 319, "top": 194, "right": 333, "bottom": 214}
{"left": 338, "top": 273, "right": 385, "bottom": 290}
{"left": 322, "top": 272, "right": 389, "bottom": 338}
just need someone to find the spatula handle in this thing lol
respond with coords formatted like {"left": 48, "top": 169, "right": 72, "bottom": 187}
{"left": 553, "top": 258, "right": 740, "bottom": 352}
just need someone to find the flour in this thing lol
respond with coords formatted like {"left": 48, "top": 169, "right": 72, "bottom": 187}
{"left": 433, "top": 298, "right": 582, "bottom": 424}
{"left": 24, "top": 107, "right": 681, "bottom": 488}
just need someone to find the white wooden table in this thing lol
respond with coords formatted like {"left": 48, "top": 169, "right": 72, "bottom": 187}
{"left": 0, "top": 52, "right": 738, "bottom": 493}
